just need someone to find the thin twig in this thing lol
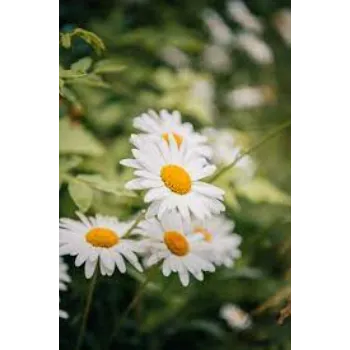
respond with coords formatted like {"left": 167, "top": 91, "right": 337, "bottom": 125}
{"left": 75, "top": 268, "right": 99, "bottom": 350}
{"left": 107, "top": 271, "right": 154, "bottom": 348}
{"left": 123, "top": 210, "right": 146, "bottom": 238}
{"left": 209, "top": 119, "right": 291, "bottom": 183}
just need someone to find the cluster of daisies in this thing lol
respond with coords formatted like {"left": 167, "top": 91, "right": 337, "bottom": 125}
{"left": 59, "top": 110, "right": 246, "bottom": 316}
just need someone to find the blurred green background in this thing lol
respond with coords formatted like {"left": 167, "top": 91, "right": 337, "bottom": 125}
{"left": 59, "top": 0, "right": 291, "bottom": 349}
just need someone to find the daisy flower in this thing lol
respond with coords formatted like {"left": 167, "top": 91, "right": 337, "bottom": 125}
{"left": 59, "top": 257, "right": 71, "bottom": 291}
{"left": 225, "top": 85, "right": 276, "bottom": 110}
{"left": 201, "top": 44, "right": 232, "bottom": 73}
{"left": 135, "top": 211, "right": 215, "bottom": 286}
{"left": 236, "top": 32, "right": 274, "bottom": 65}
{"left": 201, "top": 8, "right": 235, "bottom": 47}
{"left": 59, "top": 309, "right": 69, "bottom": 319}
{"left": 159, "top": 46, "right": 190, "bottom": 69}
{"left": 133, "top": 109, "right": 212, "bottom": 158}
{"left": 202, "top": 127, "right": 256, "bottom": 183}
{"left": 120, "top": 135, "right": 225, "bottom": 221}
{"left": 220, "top": 303, "right": 252, "bottom": 330}
{"left": 191, "top": 215, "right": 242, "bottom": 267}
{"left": 273, "top": 9, "right": 291, "bottom": 46}
{"left": 227, "top": 1, "right": 263, "bottom": 34}
{"left": 59, "top": 212, "right": 143, "bottom": 279}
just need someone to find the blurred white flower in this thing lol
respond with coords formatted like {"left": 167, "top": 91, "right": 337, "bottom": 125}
{"left": 220, "top": 303, "right": 252, "bottom": 330}
{"left": 236, "top": 32, "right": 273, "bottom": 64}
{"left": 227, "top": 0, "right": 263, "bottom": 33}
{"left": 59, "top": 257, "right": 71, "bottom": 291}
{"left": 133, "top": 109, "right": 212, "bottom": 158}
{"left": 159, "top": 46, "right": 190, "bottom": 69}
{"left": 202, "top": 127, "right": 256, "bottom": 182}
{"left": 191, "top": 215, "right": 242, "bottom": 267}
{"left": 59, "top": 309, "right": 69, "bottom": 319}
{"left": 191, "top": 79, "right": 216, "bottom": 121}
{"left": 225, "top": 85, "right": 276, "bottom": 110}
{"left": 202, "top": 44, "right": 232, "bottom": 73}
{"left": 202, "top": 8, "right": 235, "bottom": 46}
{"left": 59, "top": 213, "right": 143, "bottom": 279}
{"left": 273, "top": 9, "right": 291, "bottom": 46}
{"left": 121, "top": 134, "right": 225, "bottom": 221}
{"left": 135, "top": 211, "right": 215, "bottom": 286}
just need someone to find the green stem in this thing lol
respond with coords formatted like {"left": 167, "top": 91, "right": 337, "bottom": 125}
{"left": 123, "top": 210, "right": 146, "bottom": 238}
{"left": 107, "top": 270, "right": 154, "bottom": 348}
{"left": 75, "top": 269, "right": 99, "bottom": 350}
{"left": 209, "top": 119, "right": 291, "bottom": 183}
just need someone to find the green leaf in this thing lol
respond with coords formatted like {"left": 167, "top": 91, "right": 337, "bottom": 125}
{"left": 59, "top": 78, "right": 65, "bottom": 90}
{"left": 59, "top": 156, "right": 83, "bottom": 173}
{"left": 71, "top": 57, "right": 93, "bottom": 73}
{"left": 68, "top": 179, "right": 93, "bottom": 212}
{"left": 237, "top": 177, "right": 291, "bottom": 206}
{"left": 59, "top": 86, "right": 78, "bottom": 104}
{"left": 59, "top": 118, "right": 105, "bottom": 157}
{"left": 93, "top": 59, "right": 126, "bottom": 74}
{"left": 72, "top": 28, "right": 106, "bottom": 55}
{"left": 69, "top": 74, "right": 109, "bottom": 88}
{"left": 76, "top": 174, "right": 137, "bottom": 197}
{"left": 60, "top": 33, "right": 71, "bottom": 49}
{"left": 59, "top": 67, "right": 85, "bottom": 79}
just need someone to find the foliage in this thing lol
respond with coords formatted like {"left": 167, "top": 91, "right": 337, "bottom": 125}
{"left": 59, "top": 1, "right": 291, "bottom": 349}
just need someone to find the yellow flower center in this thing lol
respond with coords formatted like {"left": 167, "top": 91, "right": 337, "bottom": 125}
{"left": 85, "top": 228, "right": 119, "bottom": 248}
{"left": 162, "top": 132, "right": 183, "bottom": 147}
{"left": 164, "top": 231, "right": 190, "bottom": 256}
{"left": 194, "top": 227, "right": 213, "bottom": 242}
{"left": 160, "top": 164, "right": 192, "bottom": 195}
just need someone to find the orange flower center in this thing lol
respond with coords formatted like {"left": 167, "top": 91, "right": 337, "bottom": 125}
{"left": 85, "top": 228, "right": 119, "bottom": 248}
{"left": 160, "top": 164, "right": 192, "bottom": 195}
{"left": 164, "top": 231, "right": 190, "bottom": 256}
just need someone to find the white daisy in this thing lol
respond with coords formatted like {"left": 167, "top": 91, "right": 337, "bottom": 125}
{"left": 202, "top": 8, "right": 235, "bottom": 47}
{"left": 135, "top": 211, "right": 215, "bottom": 286}
{"left": 220, "top": 303, "right": 252, "bottom": 330}
{"left": 201, "top": 44, "right": 232, "bottom": 73}
{"left": 191, "top": 215, "right": 242, "bottom": 267}
{"left": 133, "top": 109, "right": 212, "bottom": 158}
{"left": 59, "top": 309, "right": 69, "bottom": 319}
{"left": 236, "top": 32, "right": 274, "bottom": 65}
{"left": 121, "top": 135, "right": 225, "bottom": 221}
{"left": 273, "top": 9, "right": 291, "bottom": 46}
{"left": 159, "top": 46, "right": 191, "bottom": 69}
{"left": 59, "top": 212, "right": 143, "bottom": 279}
{"left": 225, "top": 85, "right": 275, "bottom": 110}
{"left": 201, "top": 127, "right": 256, "bottom": 183}
{"left": 227, "top": 1, "right": 263, "bottom": 34}
{"left": 59, "top": 257, "right": 71, "bottom": 291}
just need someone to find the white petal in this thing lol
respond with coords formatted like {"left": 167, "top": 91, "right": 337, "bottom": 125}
{"left": 75, "top": 251, "right": 88, "bottom": 267}
{"left": 178, "top": 266, "right": 190, "bottom": 287}
{"left": 145, "top": 187, "right": 169, "bottom": 203}
{"left": 114, "top": 253, "right": 126, "bottom": 273}
{"left": 75, "top": 212, "right": 92, "bottom": 228}
{"left": 192, "top": 182, "right": 225, "bottom": 198}
{"left": 84, "top": 259, "right": 97, "bottom": 279}
{"left": 120, "top": 159, "right": 141, "bottom": 169}
{"left": 162, "top": 259, "right": 171, "bottom": 277}
{"left": 146, "top": 200, "right": 161, "bottom": 218}
{"left": 125, "top": 179, "right": 145, "bottom": 190}
{"left": 191, "top": 165, "right": 217, "bottom": 180}
{"left": 119, "top": 248, "right": 143, "bottom": 272}
{"left": 101, "top": 249, "right": 114, "bottom": 271}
